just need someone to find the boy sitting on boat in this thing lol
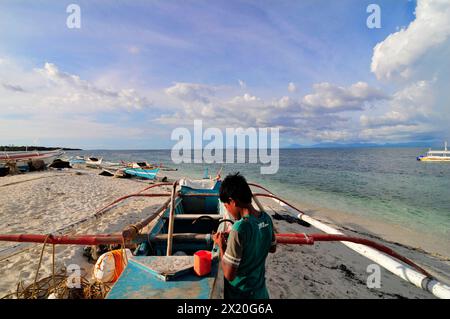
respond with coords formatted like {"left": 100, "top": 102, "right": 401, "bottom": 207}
{"left": 213, "top": 173, "right": 277, "bottom": 299}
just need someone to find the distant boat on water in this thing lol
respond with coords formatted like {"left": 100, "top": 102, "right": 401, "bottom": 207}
{"left": 417, "top": 141, "right": 450, "bottom": 162}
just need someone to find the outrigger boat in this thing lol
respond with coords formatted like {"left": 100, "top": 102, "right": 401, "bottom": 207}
{"left": 0, "top": 149, "right": 64, "bottom": 171}
{"left": 417, "top": 141, "right": 450, "bottom": 162}
{"left": 68, "top": 156, "right": 86, "bottom": 165}
{"left": 123, "top": 167, "right": 159, "bottom": 180}
{"left": 107, "top": 179, "right": 225, "bottom": 298}
{"left": 0, "top": 179, "right": 449, "bottom": 299}
{"left": 85, "top": 157, "right": 103, "bottom": 168}
{"left": 124, "top": 161, "right": 178, "bottom": 172}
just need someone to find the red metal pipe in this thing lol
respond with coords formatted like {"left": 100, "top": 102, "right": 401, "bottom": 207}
{"left": 0, "top": 232, "right": 431, "bottom": 277}
{"left": 137, "top": 182, "right": 174, "bottom": 194}
{"left": 248, "top": 183, "right": 273, "bottom": 195}
{"left": 93, "top": 182, "right": 174, "bottom": 216}
{"left": 0, "top": 234, "right": 124, "bottom": 245}
{"left": 94, "top": 193, "right": 171, "bottom": 216}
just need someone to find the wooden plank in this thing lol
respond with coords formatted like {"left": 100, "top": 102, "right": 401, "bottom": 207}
{"left": 163, "top": 214, "right": 222, "bottom": 220}
{"left": 151, "top": 233, "right": 209, "bottom": 242}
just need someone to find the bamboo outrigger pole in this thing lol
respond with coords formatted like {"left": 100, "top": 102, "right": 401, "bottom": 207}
{"left": 166, "top": 181, "right": 179, "bottom": 256}
{"left": 249, "top": 183, "right": 450, "bottom": 299}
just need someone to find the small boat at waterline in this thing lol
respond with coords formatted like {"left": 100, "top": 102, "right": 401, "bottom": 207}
{"left": 124, "top": 167, "right": 159, "bottom": 180}
{"left": 0, "top": 149, "right": 64, "bottom": 171}
{"left": 85, "top": 157, "right": 103, "bottom": 168}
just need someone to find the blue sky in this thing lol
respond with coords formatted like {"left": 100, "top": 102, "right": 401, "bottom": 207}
{"left": 0, "top": 0, "right": 449, "bottom": 149}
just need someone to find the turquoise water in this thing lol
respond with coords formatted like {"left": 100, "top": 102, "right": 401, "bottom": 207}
{"left": 69, "top": 148, "right": 450, "bottom": 238}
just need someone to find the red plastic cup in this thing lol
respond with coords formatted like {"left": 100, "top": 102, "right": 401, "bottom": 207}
{"left": 194, "top": 250, "right": 212, "bottom": 276}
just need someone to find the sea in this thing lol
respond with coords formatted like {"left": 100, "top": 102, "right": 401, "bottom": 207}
{"left": 67, "top": 148, "right": 450, "bottom": 239}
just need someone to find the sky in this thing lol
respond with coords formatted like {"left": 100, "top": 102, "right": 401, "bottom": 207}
{"left": 0, "top": 0, "right": 449, "bottom": 149}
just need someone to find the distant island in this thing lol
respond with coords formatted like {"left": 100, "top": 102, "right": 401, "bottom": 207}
{"left": 285, "top": 141, "right": 439, "bottom": 149}
{"left": 0, "top": 146, "right": 82, "bottom": 151}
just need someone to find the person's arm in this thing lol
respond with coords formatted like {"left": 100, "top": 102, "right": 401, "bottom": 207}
{"left": 269, "top": 230, "right": 277, "bottom": 253}
{"left": 269, "top": 217, "right": 277, "bottom": 253}
{"left": 213, "top": 229, "right": 242, "bottom": 281}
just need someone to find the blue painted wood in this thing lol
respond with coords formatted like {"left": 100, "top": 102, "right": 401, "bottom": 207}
{"left": 107, "top": 180, "right": 225, "bottom": 299}
{"left": 107, "top": 257, "right": 219, "bottom": 299}
{"left": 124, "top": 168, "right": 159, "bottom": 180}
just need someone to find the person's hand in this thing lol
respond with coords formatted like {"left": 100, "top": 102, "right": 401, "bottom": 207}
{"left": 212, "top": 231, "right": 227, "bottom": 250}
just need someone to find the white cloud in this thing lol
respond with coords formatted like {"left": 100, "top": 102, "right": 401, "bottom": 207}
{"left": 238, "top": 79, "right": 246, "bottom": 89}
{"left": 360, "top": 111, "right": 411, "bottom": 128}
{"left": 288, "top": 82, "right": 296, "bottom": 93}
{"left": 165, "top": 82, "right": 215, "bottom": 104}
{"left": 367, "top": 0, "right": 450, "bottom": 142}
{"left": 302, "top": 82, "right": 388, "bottom": 113}
{"left": 159, "top": 81, "right": 383, "bottom": 144}
{"left": 0, "top": 57, "right": 160, "bottom": 145}
{"left": 371, "top": 0, "right": 450, "bottom": 80}
{"left": 0, "top": 59, "right": 153, "bottom": 115}
{"left": 360, "top": 80, "right": 434, "bottom": 129}
{"left": 229, "top": 93, "right": 259, "bottom": 105}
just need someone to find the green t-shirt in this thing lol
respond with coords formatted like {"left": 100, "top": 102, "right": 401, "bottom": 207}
{"left": 222, "top": 212, "right": 276, "bottom": 299}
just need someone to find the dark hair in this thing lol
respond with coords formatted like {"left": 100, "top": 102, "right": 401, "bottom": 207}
{"left": 219, "top": 172, "right": 253, "bottom": 206}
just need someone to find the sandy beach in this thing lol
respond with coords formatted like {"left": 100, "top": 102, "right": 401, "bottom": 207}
{"left": 0, "top": 168, "right": 449, "bottom": 299}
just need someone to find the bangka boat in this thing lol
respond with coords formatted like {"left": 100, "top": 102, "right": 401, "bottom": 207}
{"left": 0, "top": 179, "right": 449, "bottom": 299}
{"left": 0, "top": 149, "right": 64, "bottom": 171}
{"left": 68, "top": 156, "right": 86, "bottom": 164}
{"left": 124, "top": 167, "right": 159, "bottom": 180}
{"left": 123, "top": 161, "right": 177, "bottom": 172}
{"left": 417, "top": 141, "right": 450, "bottom": 162}
{"left": 85, "top": 157, "right": 103, "bottom": 168}
{"left": 126, "top": 161, "right": 155, "bottom": 169}
{"left": 107, "top": 179, "right": 225, "bottom": 298}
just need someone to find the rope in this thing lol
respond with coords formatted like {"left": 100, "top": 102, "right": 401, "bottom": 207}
{"left": 1, "top": 267, "right": 112, "bottom": 299}
{"left": 32, "top": 234, "right": 51, "bottom": 299}
{"left": 52, "top": 244, "right": 56, "bottom": 292}
{"left": 1, "top": 232, "right": 112, "bottom": 299}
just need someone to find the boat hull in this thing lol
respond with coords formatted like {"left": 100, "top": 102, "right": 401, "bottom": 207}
{"left": 85, "top": 157, "right": 103, "bottom": 168}
{"left": 107, "top": 180, "right": 224, "bottom": 299}
{"left": 124, "top": 168, "right": 159, "bottom": 180}
{"left": 417, "top": 157, "right": 450, "bottom": 162}
{"left": 0, "top": 150, "right": 64, "bottom": 171}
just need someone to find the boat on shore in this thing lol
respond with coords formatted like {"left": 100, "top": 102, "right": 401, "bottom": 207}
{"left": 68, "top": 156, "right": 86, "bottom": 165}
{"left": 0, "top": 178, "right": 449, "bottom": 299}
{"left": 417, "top": 142, "right": 450, "bottom": 162}
{"left": 85, "top": 157, "right": 103, "bottom": 168}
{"left": 122, "top": 161, "right": 177, "bottom": 171}
{"left": 107, "top": 179, "right": 224, "bottom": 298}
{"left": 123, "top": 167, "right": 159, "bottom": 180}
{"left": 0, "top": 149, "right": 64, "bottom": 171}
